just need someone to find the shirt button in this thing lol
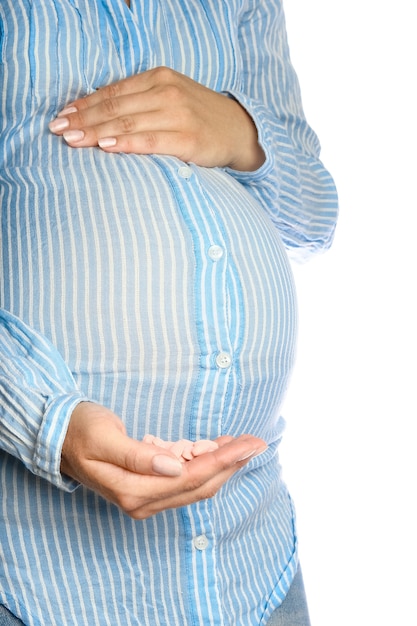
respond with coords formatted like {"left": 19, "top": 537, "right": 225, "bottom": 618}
{"left": 178, "top": 165, "right": 193, "bottom": 179}
{"left": 193, "top": 535, "right": 209, "bottom": 551}
{"left": 208, "top": 244, "right": 224, "bottom": 261}
{"left": 215, "top": 352, "right": 232, "bottom": 369}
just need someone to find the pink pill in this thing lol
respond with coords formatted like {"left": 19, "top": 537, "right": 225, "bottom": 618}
{"left": 181, "top": 441, "right": 195, "bottom": 461}
{"left": 191, "top": 440, "right": 219, "bottom": 456}
{"left": 169, "top": 439, "right": 194, "bottom": 460}
{"left": 143, "top": 434, "right": 172, "bottom": 449}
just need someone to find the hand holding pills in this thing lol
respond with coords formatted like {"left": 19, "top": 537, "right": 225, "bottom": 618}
{"left": 61, "top": 402, "right": 267, "bottom": 519}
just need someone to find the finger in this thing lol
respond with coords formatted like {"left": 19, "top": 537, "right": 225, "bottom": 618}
{"left": 96, "top": 130, "right": 199, "bottom": 164}
{"left": 68, "top": 66, "right": 183, "bottom": 112}
{"left": 53, "top": 105, "right": 190, "bottom": 154}
{"left": 213, "top": 435, "right": 241, "bottom": 449}
{"left": 71, "top": 73, "right": 156, "bottom": 111}
{"left": 54, "top": 76, "right": 152, "bottom": 123}
{"left": 204, "top": 434, "right": 267, "bottom": 465}
{"left": 49, "top": 91, "right": 158, "bottom": 138}
{"left": 50, "top": 67, "right": 186, "bottom": 134}
{"left": 126, "top": 436, "right": 267, "bottom": 518}
{"left": 149, "top": 435, "right": 265, "bottom": 490}
{"left": 49, "top": 70, "right": 194, "bottom": 141}
{"left": 95, "top": 429, "right": 184, "bottom": 477}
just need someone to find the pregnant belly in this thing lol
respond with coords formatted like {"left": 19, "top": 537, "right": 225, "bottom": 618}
{"left": 0, "top": 156, "right": 297, "bottom": 439}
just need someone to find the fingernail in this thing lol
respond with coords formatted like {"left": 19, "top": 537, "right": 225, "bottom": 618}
{"left": 98, "top": 137, "right": 117, "bottom": 149}
{"left": 63, "top": 130, "right": 85, "bottom": 143}
{"left": 236, "top": 449, "right": 257, "bottom": 462}
{"left": 58, "top": 106, "right": 78, "bottom": 117}
{"left": 152, "top": 454, "right": 183, "bottom": 477}
{"left": 236, "top": 446, "right": 267, "bottom": 463}
{"left": 49, "top": 117, "right": 70, "bottom": 133}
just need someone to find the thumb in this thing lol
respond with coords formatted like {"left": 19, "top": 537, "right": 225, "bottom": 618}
{"left": 64, "top": 402, "right": 183, "bottom": 478}
{"left": 99, "top": 429, "right": 184, "bottom": 477}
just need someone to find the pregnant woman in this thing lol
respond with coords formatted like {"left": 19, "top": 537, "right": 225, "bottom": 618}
{"left": 0, "top": 1, "right": 338, "bottom": 624}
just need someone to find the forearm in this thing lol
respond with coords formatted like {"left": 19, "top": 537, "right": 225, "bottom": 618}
{"left": 0, "top": 309, "right": 87, "bottom": 490}
{"left": 227, "top": 0, "right": 338, "bottom": 259}
{"left": 218, "top": 95, "right": 266, "bottom": 172}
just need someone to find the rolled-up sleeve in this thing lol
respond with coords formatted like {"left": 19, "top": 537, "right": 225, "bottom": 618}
{"left": 0, "top": 309, "right": 87, "bottom": 490}
{"left": 226, "top": 0, "right": 338, "bottom": 261}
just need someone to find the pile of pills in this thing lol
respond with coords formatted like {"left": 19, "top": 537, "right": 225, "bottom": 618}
{"left": 143, "top": 434, "right": 219, "bottom": 462}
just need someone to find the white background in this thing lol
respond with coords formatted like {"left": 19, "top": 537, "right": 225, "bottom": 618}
{"left": 279, "top": 1, "right": 416, "bottom": 624}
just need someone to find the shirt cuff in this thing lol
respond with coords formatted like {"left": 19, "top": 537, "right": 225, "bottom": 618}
{"left": 221, "top": 89, "right": 276, "bottom": 182}
{"left": 34, "top": 393, "right": 88, "bottom": 491}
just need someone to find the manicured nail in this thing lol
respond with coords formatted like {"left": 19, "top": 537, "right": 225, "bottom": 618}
{"left": 236, "top": 449, "right": 258, "bottom": 462}
{"left": 152, "top": 454, "right": 183, "bottom": 477}
{"left": 236, "top": 446, "right": 267, "bottom": 463}
{"left": 98, "top": 137, "right": 117, "bottom": 149}
{"left": 49, "top": 117, "right": 70, "bottom": 133}
{"left": 58, "top": 106, "right": 78, "bottom": 117}
{"left": 63, "top": 130, "right": 85, "bottom": 143}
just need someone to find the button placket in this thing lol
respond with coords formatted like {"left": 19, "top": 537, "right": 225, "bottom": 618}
{"left": 177, "top": 165, "right": 193, "bottom": 179}
{"left": 208, "top": 244, "right": 224, "bottom": 261}
{"left": 215, "top": 351, "right": 232, "bottom": 369}
{"left": 169, "top": 161, "right": 237, "bottom": 441}
{"left": 193, "top": 534, "right": 209, "bottom": 551}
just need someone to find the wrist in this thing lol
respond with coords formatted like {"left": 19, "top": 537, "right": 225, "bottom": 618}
{"left": 226, "top": 100, "right": 265, "bottom": 172}
{"left": 228, "top": 139, "right": 265, "bottom": 172}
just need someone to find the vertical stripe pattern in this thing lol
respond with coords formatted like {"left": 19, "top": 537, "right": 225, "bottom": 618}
{"left": 0, "top": 1, "right": 338, "bottom": 625}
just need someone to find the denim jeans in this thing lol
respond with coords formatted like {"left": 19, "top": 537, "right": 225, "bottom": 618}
{"left": 0, "top": 566, "right": 310, "bottom": 625}
{"left": 0, "top": 606, "right": 24, "bottom": 626}
{"left": 266, "top": 566, "right": 311, "bottom": 626}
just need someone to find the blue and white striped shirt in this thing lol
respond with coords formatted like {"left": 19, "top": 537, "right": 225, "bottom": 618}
{"left": 0, "top": 1, "right": 338, "bottom": 624}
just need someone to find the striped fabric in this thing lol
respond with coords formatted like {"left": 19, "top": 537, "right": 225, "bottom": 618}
{"left": 0, "top": 1, "right": 338, "bottom": 625}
